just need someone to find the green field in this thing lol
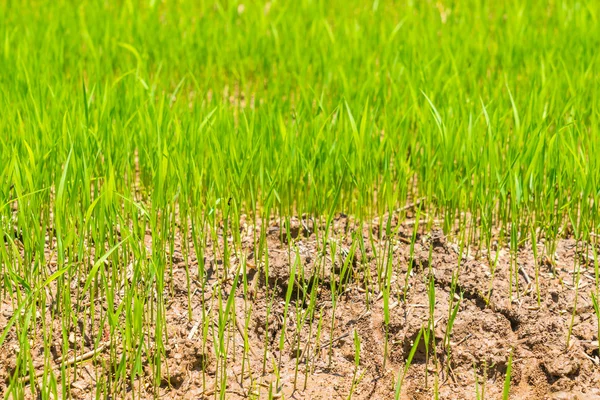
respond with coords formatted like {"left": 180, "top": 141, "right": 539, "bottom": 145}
{"left": 1, "top": 0, "right": 600, "bottom": 398}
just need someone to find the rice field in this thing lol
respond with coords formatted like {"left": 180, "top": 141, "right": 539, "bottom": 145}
{"left": 1, "top": 0, "right": 600, "bottom": 398}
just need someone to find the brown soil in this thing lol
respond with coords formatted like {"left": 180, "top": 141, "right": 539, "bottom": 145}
{"left": 1, "top": 214, "right": 600, "bottom": 399}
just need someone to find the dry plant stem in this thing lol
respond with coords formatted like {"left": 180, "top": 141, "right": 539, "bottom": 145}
{"left": 519, "top": 265, "right": 531, "bottom": 285}
{"left": 20, "top": 343, "right": 108, "bottom": 384}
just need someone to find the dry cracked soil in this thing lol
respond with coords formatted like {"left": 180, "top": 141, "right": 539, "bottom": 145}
{"left": 1, "top": 213, "right": 600, "bottom": 399}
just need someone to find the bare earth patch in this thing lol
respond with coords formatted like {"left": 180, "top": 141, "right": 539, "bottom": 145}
{"left": 1, "top": 214, "right": 600, "bottom": 399}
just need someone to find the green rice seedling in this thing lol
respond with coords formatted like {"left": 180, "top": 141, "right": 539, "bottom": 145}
{"left": 382, "top": 237, "right": 394, "bottom": 370}
{"left": 592, "top": 292, "right": 599, "bottom": 355}
{"left": 508, "top": 223, "right": 519, "bottom": 302}
{"left": 502, "top": 349, "right": 514, "bottom": 400}
{"left": 216, "top": 265, "right": 240, "bottom": 398}
{"left": 382, "top": 283, "right": 390, "bottom": 370}
{"left": 531, "top": 226, "right": 541, "bottom": 306}
{"left": 485, "top": 228, "right": 505, "bottom": 306}
{"left": 404, "top": 206, "right": 422, "bottom": 303}
{"left": 239, "top": 256, "right": 254, "bottom": 382}
{"left": 339, "top": 239, "right": 358, "bottom": 295}
{"left": 444, "top": 227, "right": 466, "bottom": 362}
{"left": 394, "top": 327, "right": 423, "bottom": 400}
{"left": 300, "top": 274, "right": 321, "bottom": 390}
{"left": 356, "top": 226, "right": 373, "bottom": 307}
{"left": 327, "top": 239, "right": 340, "bottom": 367}
{"left": 291, "top": 297, "right": 304, "bottom": 390}
{"left": 278, "top": 246, "right": 298, "bottom": 368}
{"left": 444, "top": 274, "right": 462, "bottom": 360}
{"left": 269, "top": 358, "right": 281, "bottom": 400}
{"left": 347, "top": 329, "right": 361, "bottom": 400}
{"left": 592, "top": 246, "right": 600, "bottom": 354}
{"left": 313, "top": 310, "right": 325, "bottom": 372}
{"left": 566, "top": 244, "right": 582, "bottom": 349}
{"left": 424, "top": 267, "right": 439, "bottom": 390}
{"left": 474, "top": 365, "right": 482, "bottom": 400}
